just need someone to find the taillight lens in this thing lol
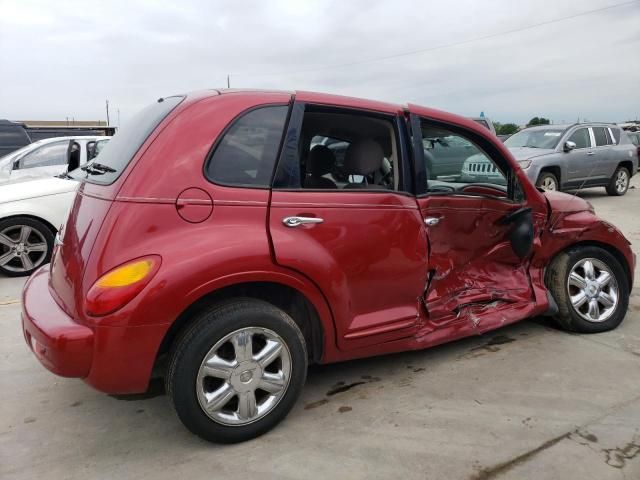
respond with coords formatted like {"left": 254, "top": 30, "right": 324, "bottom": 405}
{"left": 85, "top": 255, "right": 161, "bottom": 316}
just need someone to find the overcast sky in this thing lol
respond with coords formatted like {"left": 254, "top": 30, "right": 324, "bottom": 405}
{"left": 1, "top": 0, "right": 639, "bottom": 125}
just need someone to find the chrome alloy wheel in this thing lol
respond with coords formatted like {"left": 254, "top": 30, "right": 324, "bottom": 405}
{"left": 0, "top": 225, "right": 48, "bottom": 273}
{"left": 567, "top": 258, "right": 619, "bottom": 323}
{"left": 540, "top": 176, "right": 557, "bottom": 191}
{"left": 196, "top": 327, "right": 292, "bottom": 426}
{"left": 615, "top": 169, "right": 629, "bottom": 194}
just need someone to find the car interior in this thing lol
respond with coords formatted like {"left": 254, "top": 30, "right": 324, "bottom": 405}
{"left": 298, "top": 111, "right": 398, "bottom": 190}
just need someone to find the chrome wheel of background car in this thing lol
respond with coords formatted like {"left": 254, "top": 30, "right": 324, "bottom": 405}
{"left": 0, "top": 225, "right": 48, "bottom": 273}
{"left": 567, "top": 258, "right": 618, "bottom": 323}
{"left": 196, "top": 327, "right": 292, "bottom": 426}
{"left": 539, "top": 176, "right": 557, "bottom": 191}
{"left": 615, "top": 169, "right": 629, "bottom": 194}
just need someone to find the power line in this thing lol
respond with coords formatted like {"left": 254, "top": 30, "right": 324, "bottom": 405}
{"left": 232, "top": 0, "right": 639, "bottom": 78}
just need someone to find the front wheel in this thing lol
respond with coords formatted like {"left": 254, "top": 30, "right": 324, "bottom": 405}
{"left": 536, "top": 172, "right": 559, "bottom": 192}
{"left": 166, "top": 298, "right": 307, "bottom": 443}
{"left": 546, "top": 246, "right": 629, "bottom": 333}
{"left": 606, "top": 166, "right": 630, "bottom": 196}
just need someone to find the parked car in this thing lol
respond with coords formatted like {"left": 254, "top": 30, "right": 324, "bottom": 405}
{"left": 0, "top": 120, "right": 32, "bottom": 158}
{"left": 0, "top": 136, "right": 110, "bottom": 183}
{"left": 0, "top": 176, "right": 78, "bottom": 276}
{"left": 0, "top": 118, "right": 115, "bottom": 157}
{"left": 461, "top": 124, "right": 638, "bottom": 195}
{"left": 22, "top": 90, "right": 635, "bottom": 444}
{"left": 626, "top": 130, "right": 640, "bottom": 157}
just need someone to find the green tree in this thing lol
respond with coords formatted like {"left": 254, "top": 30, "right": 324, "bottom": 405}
{"left": 498, "top": 123, "right": 519, "bottom": 135}
{"left": 528, "top": 117, "right": 550, "bottom": 126}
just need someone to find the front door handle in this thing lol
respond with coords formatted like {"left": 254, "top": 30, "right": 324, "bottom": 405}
{"left": 424, "top": 217, "right": 440, "bottom": 226}
{"left": 282, "top": 216, "right": 324, "bottom": 227}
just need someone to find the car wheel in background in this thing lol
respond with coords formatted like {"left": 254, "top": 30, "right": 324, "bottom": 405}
{"left": 546, "top": 246, "right": 629, "bottom": 333}
{"left": 536, "top": 172, "right": 558, "bottom": 191}
{"left": 0, "top": 217, "right": 54, "bottom": 277}
{"left": 167, "top": 298, "right": 307, "bottom": 443}
{"left": 605, "top": 166, "right": 630, "bottom": 196}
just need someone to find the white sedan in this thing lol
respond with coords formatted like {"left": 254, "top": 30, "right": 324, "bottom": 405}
{"left": 0, "top": 176, "right": 78, "bottom": 276}
{"left": 0, "top": 136, "right": 110, "bottom": 183}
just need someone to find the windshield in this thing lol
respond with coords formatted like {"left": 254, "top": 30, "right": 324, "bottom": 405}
{"left": 504, "top": 128, "right": 565, "bottom": 149}
{"left": 70, "top": 96, "right": 184, "bottom": 185}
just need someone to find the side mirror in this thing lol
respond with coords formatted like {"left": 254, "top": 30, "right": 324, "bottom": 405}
{"left": 499, "top": 207, "right": 534, "bottom": 259}
{"left": 563, "top": 141, "right": 576, "bottom": 152}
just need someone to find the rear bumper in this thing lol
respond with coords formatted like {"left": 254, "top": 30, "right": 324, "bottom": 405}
{"left": 22, "top": 265, "right": 171, "bottom": 394}
{"left": 22, "top": 265, "right": 94, "bottom": 377}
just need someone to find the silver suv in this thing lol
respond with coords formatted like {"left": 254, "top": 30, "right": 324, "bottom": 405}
{"left": 461, "top": 123, "right": 639, "bottom": 196}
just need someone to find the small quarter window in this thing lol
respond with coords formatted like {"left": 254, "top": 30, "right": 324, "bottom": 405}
{"left": 206, "top": 106, "right": 289, "bottom": 187}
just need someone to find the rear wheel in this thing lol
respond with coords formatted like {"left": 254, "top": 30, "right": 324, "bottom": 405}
{"left": 606, "top": 166, "right": 629, "bottom": 196}
{"left": 547, "top": 246, "right": 629, "bottom": 333}
{"left": 536, "top": 172, "right": 559, "bottom": 191}
{"left": 166, "top": 298, "right": 307, "bottom": 443}
{"left": 0, "top": 217, "right": 54, "bottom": 277}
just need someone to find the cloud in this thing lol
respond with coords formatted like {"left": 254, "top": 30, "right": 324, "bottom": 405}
{"left": 0, "top": 0, "right": 638, "bottom": 124}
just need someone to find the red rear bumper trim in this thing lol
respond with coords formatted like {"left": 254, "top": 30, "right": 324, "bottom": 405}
{"left": 22, "top": 265, "right": 94, "bottom": 378}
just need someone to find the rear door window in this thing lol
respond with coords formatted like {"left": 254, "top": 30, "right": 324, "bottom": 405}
{"left": 592, "top": 127, "right": 611, "bottom": 147}
{"left": 205, "top": 105, "right": 289, "bottom": 187}
{"left": 567, "top": 128, "right": 591, "bottom": 149}
{"left": 72, "top": 96, "right": 184, "bottom": 184}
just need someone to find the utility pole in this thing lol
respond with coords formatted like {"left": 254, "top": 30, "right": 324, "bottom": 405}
{"left": 117, "top": 109, "right": 121, "bottom": 127}
{"left": 227, "top": 74, "right": 230, "bottom": 89}
{"left": 105, "top": 99, "right": 110, "bottom": 125}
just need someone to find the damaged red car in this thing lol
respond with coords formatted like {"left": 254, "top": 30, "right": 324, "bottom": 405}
{"left": 22, "top": 90, "right": 635, "bottom": 443}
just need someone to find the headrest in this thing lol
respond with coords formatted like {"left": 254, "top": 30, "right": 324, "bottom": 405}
{"left": 343, "top": 139, "right": 384, "bottom": 175}
{"left": 307, "top": 145, "right": 335, "bottom": 176}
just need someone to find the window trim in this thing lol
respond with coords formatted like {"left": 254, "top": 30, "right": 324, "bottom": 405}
{"left": 272, "top": 102, "right": 413, "bottom": 195}
{"left": 413, "top": 116, "right": 524, "bottom": 203}
{"left": 202, "top": 102, "right": 292, "bottom": 189}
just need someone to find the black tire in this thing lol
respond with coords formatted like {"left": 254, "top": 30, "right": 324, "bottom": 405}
{"left": 536, "top": 172, "right": 559, "bottom": 192}
{"left": 605, "top": 166, "right": 630, "bottom": 196}
{"left": 166, "top": 298, "right": 307, "bottom": 443}
{"left": 546, "top": 246, "right": 629, "bottom": 333}
{"left": 0, "top": 217, "right": 54, "bottom": 277}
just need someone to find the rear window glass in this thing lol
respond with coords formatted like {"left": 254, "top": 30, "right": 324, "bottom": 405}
{"left": 71, "top": 96, "right": 184, "bottom": 184}
{"left": 205, "top": 105, "right": 289, "bottom": 187}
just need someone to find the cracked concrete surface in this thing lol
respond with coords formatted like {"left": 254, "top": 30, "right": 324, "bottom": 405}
{"left": 1, "top": 179, "right": 640, "bottom": 479}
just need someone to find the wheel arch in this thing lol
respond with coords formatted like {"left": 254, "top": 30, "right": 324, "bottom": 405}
{"left": 0, "top": 214, "right": 58, "bottom": 235}
{"left": 538, "top": 166, "right": 561, "bottom": 187}
{"left": 155, "top": 279, "right": 332, "bottom": 371}
{"left": 617, "top": 160, "right": 634, "bottom": 175}
{"left": 544, "top": 240, "right": 633, "bottom": 290}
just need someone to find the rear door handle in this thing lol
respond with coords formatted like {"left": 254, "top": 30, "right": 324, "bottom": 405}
{"left": 424, "top": 217, "right": 441, "bottom": 226}
{"left": 587, "top": 151, "right": 595, "bottom": 156}
{"left": 283, "top": 216, "right": 324, "bottom": 227}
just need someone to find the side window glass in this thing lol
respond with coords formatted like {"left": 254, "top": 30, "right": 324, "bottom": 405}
{"left": 206, "top": 106, "right": 288, "bottom": 187}
{"left": 298, "top": 111, "right": 397, "bottom": 191}
{"left": 593, "top": 127, "right": 610, "bottom": 147}
{"left": 421, "top": 123, "right": 509, "bottom": 195}
{"left": 17, "top": 141, "right": 68, "bottom": 169}
{"left": 568, "top": 128, "right": 590, "bottom": 149}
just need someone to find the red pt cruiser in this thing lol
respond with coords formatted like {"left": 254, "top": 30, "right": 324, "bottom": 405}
{"left": 22, "top": 90, "right": 635, "bottom": 443}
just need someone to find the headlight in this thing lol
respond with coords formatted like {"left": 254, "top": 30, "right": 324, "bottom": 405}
{"left": 517, "top": 160, "right": 532, "bottom": 169}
